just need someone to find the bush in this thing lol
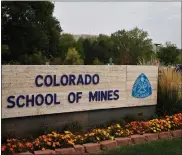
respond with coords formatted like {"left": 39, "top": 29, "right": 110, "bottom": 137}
{"left": 4, "top": 60, "right": 20, "bottom": 65}
{"left": 18, "top": 52, "right": 48, "bottom": 65}
{"left": 137, "top": 55, "right": 160, "bottom": 66}
{"left": 156, "top": 67, "right": 182, "bottom": 116}
{"left": 49, "top": 57, "right": 63, "bottom": 65}
{"left": 93, "top": 58, "right": 104, "bottom": 65}
{"left": 108, "top": 124, "right": 132, "bottom": 137}
{"left": 64, "top": 48, "right": 84, "bottom": 65}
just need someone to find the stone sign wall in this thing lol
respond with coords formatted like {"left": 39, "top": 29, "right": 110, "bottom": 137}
{"left": 2, "top": 65, "right": 158, "bottom": 119}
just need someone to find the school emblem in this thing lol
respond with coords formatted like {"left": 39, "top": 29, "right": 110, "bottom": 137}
{"left": 132, "top": 73, "right": 152, "bottom": 98}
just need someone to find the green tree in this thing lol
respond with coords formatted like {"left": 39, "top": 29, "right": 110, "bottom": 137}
{"left": 64, "top": 48, "right": 83, "bottom": 65}
{"left": 157, "top": 42, "right": 180, "bottom": 65}
{"left": 92, "top": 34, "right": 114, "bottom": 64}
{"left": 58, "top": 33, "right": 76, "bottom": 60}
{"left": 93, "top": 58, "right": 104, "bottom": 65}
{"left": 176, "top": 50, "right": 182, "bottom": 64}
{"left": 49, "top": 57, "right": 63, "bottom": 65}
{"left": 19, "top": 52, "right": 48, "bottom": 65}
{"left": 1, "top": 1, "right": 62, "bottom": 64}
{"left": 111, "top": 27, "right": 153, "bottom": 65}
{"left": 82, "top": 38, "right": 96, "bottom": 65}
{"left": 75, "top": 37, "right": 85, "bottom": 60}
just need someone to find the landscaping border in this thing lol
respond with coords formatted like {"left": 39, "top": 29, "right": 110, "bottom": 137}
{"left": 14, "top": 130, "right": 182, "bottom": 155}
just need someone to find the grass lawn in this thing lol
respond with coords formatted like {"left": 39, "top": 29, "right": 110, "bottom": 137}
{"left": 97, "top": 138, "right": 182, "bottom": 155}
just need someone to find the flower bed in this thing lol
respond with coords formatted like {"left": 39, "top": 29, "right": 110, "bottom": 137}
{"left": 2, "top": 113, "right": 182, "bottom": 155}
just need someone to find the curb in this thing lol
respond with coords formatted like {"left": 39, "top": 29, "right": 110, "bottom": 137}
{"left": 14, "top": 129, "right": 182, "bottom": 155}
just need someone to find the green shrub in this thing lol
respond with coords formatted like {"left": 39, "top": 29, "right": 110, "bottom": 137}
{"left": 93, "top": 58, "right": 104, "bottom": 65}
{"left": 49, "top": 57, "right": 62, "bottom": 65}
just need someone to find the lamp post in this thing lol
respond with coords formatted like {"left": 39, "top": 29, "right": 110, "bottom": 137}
{"left": 154, "top": 43, "right": 161, "bottom": 53}
{"left": 153, "top": 43, "right": 161, "bottom": 66}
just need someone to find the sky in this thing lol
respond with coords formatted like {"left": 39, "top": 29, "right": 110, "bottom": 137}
{"left": 53, "top": 2, "right": 181, "bottom": 48}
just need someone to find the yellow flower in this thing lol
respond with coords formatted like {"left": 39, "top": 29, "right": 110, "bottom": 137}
{"left": 64, "top": 131, "right": 71, "bottom": 134}
{"left": 91, "top": 133, "right": 95, "bottom": 136}
{"left": 116, "top": 124, "right": 121, "bottom": 128}
{"left": 96, "top": 137, "right": 100, "bottom": 141}
{"left": 153, "top": 130, "right": 156, "bottom": 133}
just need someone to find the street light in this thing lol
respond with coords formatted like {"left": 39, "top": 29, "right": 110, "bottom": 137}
{"left": 154, "top": 43, "right": 161, "bottom": 53}
{"left": 154, "top": 43, "right": 161, "bottom": 46}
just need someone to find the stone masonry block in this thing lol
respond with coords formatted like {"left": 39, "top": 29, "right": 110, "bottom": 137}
{"left": 115, "top": 137, "right": 131, "bottom": 146}
{"left": 34, "top": 149, "right": 55, "bottom": 155}
{"left": 158, "top": 132, "right": 172, "bottom": 140}
{"left": 100, "top": 140, "right": 117, "bottom": 150}
{"left": 144, "top": 133, "right": 159, "bottom": 141}
{"left": 55, "top": 148, "right": 75, "bottom": 154}
{"left": 170, "top": 130, "right": 182, "bottom": 138}
{"left": 131, "top": 135, "right": 146, "bottom": 144}
{"left": 74, "top": 145, "right": 85, "bottom": 154}
{"left": 83, "top": 143, "right": 101, "bottom": 153}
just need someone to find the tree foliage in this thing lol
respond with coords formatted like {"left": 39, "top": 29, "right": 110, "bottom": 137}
{"left": 58, "top": 33, "right": 76, "bottom": 59}
{"left": 1, "top": 2, "right": 181, "bottom": 65}
{"left": 93, "top": 58, "right": 104, "bottom": 65}
{"left": 75, "top": 37, "right": 85, "bottom": 60}
{"left": 92, "top": 34, "right": 114, "bottom": 64}
{"left": 157, "top": 42, "right": 180, "bottom": 65}
{"left": 111, "top": 27, "right": 153, "bottom": 65}
{"left": 64, "top": 48, "right": 83, "bottom": 65}
{"left": 1, "top": 1, "right": 62, "bottom": 64}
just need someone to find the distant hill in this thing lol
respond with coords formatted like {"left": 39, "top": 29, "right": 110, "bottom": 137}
{"left": 72, "top": 34, "right": 98, "bottom": 40}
